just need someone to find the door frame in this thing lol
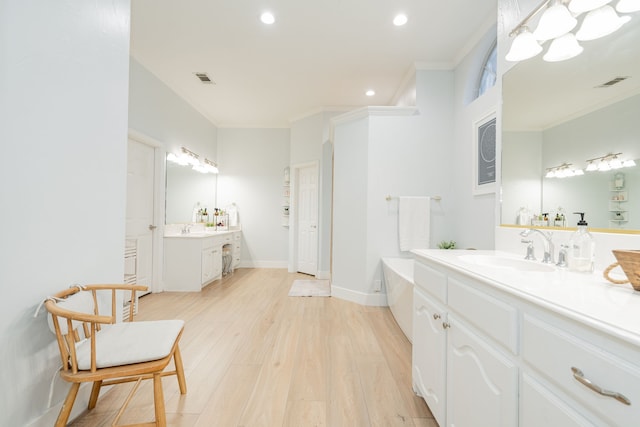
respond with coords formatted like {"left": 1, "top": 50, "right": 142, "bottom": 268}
{"left": 288, "top": 160, "right": 320, "bottom": 275}
{"left": 128, "top": 129, "right": 166, "bottom": 293}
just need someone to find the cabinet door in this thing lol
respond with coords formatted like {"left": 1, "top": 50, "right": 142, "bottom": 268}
{"left": 521, "top": 372, "right": 597, "bottom": 427}
{"left": 201, "top": 248, "right": 214, "bottom": 285}
{"left": 212, "top": 246, "right": 222, "bottom": 279}
{"left": 446, "top": 315, "right": 518, "bottom": 427}
{"left": 413, "top": 287, "right": 447, "bottom": 427}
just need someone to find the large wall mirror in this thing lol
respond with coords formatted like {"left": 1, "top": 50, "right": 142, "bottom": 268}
{"left": 165, "top": 158, "right": 217, "bottom": 224}
{"left": 502, "top": 16, "right": 640, "bottom": 232}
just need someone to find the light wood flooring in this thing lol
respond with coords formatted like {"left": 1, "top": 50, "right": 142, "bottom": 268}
{"left": 69, "top": 268, "right": 436, "bottom": 427}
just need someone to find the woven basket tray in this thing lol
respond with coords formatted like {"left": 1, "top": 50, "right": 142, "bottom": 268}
{"left": 604, "top": 250, "right": 640, "bottom": 291}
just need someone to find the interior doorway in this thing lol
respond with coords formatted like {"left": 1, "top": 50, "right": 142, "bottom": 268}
{"left": 293, "top": 162, "right": 319, "bottom": 276}
{"left": 125, "top": 135, "right": 162, "bottom": 295}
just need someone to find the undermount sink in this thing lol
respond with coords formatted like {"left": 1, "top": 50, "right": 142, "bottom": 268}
{"left": 458, "top": 254, "right": 556, "bottom": 273}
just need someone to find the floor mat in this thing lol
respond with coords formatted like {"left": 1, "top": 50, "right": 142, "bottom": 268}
{"left": 288, "top": 279, "right": 331, "bottom": 297}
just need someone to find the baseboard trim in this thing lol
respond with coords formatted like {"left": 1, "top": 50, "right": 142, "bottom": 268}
{"left": 330, "top": 284, "right": 388, "bottom": 306}
{"left": 238, "top": 260, "right": 288, "bottom": 269}
{"left": 26, "top": 383, "right": 93, "bottom": 427}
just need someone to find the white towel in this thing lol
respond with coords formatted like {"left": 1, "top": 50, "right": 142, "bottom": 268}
{"left": 398, "top": 197, "right": 430, "bottom": 251}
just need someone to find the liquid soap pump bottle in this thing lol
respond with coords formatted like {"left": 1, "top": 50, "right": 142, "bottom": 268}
{"left": 567, "top": 212, "right": 595, "bottom": 273}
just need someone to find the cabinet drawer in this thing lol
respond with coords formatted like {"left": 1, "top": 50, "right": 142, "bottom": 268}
{"left": 522, "top": 315, "right": 640, "bottom": 427}
{"left": 448, "top": 277, "right": 518, "bottom": 354}
{"left": 414, "top": 261, "right": 446, "bottom": 303}
{"left": 520, "top": 372, "right": 598, "bottom": 427}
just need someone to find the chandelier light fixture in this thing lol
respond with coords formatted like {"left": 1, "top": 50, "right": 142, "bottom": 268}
{"left": 506, "top": 0, "right": 637, "bottom": 63}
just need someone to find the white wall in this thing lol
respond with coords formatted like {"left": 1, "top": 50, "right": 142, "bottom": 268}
{"left": 129, "top": 58, "right": 218, "bottom": 162}
{"left": 331, "top": 68, "right": 456, "bottom": 304}
{"left": 217, "top": 128, "right": 290, "bottom": 267}
{"left": 449, "top": 24, "right": 499, "bottom": 250}
{"left": 0, "top": 2, "right": 131, "bottom": 426}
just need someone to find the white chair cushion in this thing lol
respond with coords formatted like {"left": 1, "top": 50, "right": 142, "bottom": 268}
{"left": 75, "top": 319, "right": 184, "bottom": 370}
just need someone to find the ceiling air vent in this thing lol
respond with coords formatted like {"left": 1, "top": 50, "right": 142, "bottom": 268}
{"left": 595, "top": 76, "right": 629, "bottom": 88}
{"left": 194, "top": 72, "right": 215, "bottom": 85}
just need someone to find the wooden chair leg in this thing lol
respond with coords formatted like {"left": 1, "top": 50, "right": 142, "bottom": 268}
{"left": 88, "top": 380, "right": 102, "bottom": 409}
{"left": 153, "top": 372, "right": 166, "bottom": 427}
{"left": 55, "top": 382, "right": 80, "bottom": 427}
{"left": 174, "top": 345, "right": 187, "bottom": 394}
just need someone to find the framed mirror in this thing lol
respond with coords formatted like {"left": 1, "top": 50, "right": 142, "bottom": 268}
{"left": 165, "top": 158, "right": 217, "bottom": 224}
{"left": 501, "top": 16, "right": 640, "bottom": 232}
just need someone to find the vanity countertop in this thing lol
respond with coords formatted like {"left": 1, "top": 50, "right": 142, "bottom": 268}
{"left": 412, "top": 249, "right": 640, "bottom": 347}
{"left": 164, "top": 230, "right": 236, "bottom": 238}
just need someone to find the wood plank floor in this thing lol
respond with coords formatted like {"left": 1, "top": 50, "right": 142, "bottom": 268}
{"left": 69, "top": 268, "right": 436, "bottom": 427}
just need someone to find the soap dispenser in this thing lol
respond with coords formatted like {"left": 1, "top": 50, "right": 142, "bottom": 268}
{"left": 567, "top": 212, "right": 595, "bottom": 273}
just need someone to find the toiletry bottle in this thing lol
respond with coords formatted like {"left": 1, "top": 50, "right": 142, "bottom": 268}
{"left": 567, "top": 212, "right": 595, "bottom": 273}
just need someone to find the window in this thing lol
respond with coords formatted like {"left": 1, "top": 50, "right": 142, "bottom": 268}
{"left": 477, "top": 42, "right": 497, "bottom": 98}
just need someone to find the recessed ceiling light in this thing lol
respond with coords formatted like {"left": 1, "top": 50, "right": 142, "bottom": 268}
{"left": 393, "top": 14, "right": 408, "bottom": 26}
{"left": 366, "top": 90, "right": 375, "bottom": 97}
{"left": 260, "top": 12, "right": 275, "bottom": 25}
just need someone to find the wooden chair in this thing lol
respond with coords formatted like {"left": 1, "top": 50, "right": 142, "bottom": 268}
{"left": 44, "top": 284, "right": 187, "bottom": 427}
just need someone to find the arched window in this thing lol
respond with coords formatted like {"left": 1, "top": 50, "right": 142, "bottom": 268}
{"left": 477, "top": 42, "right": 497, "bottom": 98}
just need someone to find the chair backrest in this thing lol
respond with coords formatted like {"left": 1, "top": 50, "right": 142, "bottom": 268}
{"left": 46, "top": 289, "right": 96, "bottom": 336}
{"left": 44, "top": 284, "right": 146, "bottom": 373}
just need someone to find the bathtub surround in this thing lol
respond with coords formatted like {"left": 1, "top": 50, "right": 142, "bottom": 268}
{"left": 381, "top": 258, "right": 415, "bottom": 342}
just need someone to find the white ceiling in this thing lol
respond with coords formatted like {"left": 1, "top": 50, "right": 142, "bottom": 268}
{"left": 130, "top": 0, "right": 497, "bottom": 128}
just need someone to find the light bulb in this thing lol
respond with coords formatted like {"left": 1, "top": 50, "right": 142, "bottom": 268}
{"left": 616, "top": 0, "right": 640, "bottom": 13}
{"left": 533, "top": 1, "right": 578, "bottom": 40}
{"left": 506, "top": 27, "right": 542, "bottom": 61}
{"left": 576, "top": 5, "right": 630, "bottom": 41}
{"left": 543, "top": 33, "right": 584, "bottom": 62}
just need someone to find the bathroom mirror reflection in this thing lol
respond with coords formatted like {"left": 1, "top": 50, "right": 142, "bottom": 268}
{"left": 165, "top": 158, "right": 217, "bottom": 224}
{"left": 501, "top": 16, "right": 640, "bottom": 231}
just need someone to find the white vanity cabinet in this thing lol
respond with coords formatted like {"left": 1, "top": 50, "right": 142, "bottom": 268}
{"left": 520, "top": 313, "right": 640, "bottom": 427}
{"left": 232, "top": 231, "right": 241, "bottom": 268}
{"left": 164, "top": 233, "right": 230, "bottom": 291}
{"left": 413, "top": 260, "right": 518, "bottom": 427}
{"left": 201, "top": 240, "right": 222, "bottom": 285}
{"left": 412, "top": 262, "right": 448, "bottom": 426}
{"left": 412, "top": 250, "right": 640, "bottom": 427}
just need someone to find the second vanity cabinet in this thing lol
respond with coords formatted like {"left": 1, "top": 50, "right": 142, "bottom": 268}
{"left": 164, "top": 231, "right": 239, "bottom": 291}
{"left": 412, "top": 250, "right": 640, "bottom": 427}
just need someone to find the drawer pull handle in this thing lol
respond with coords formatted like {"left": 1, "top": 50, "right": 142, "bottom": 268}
{"left": 571, "top": 367, "right": 631, "bottom": 406}
{"left": 433, "top": 314, "right": 441, "bottom": 320}
{"left": 442, "top": 322, "right": 451, "bottom": 329}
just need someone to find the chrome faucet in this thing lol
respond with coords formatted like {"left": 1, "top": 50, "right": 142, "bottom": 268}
{"left": 181, "top": 224, "right": 192, "bottom": 235}
{"left": 520, "top": 229, "right": 554, "bottom": 264}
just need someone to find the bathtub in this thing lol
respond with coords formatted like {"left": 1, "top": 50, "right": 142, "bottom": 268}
{"left": 381, "top": 257, "right": 414, "bottom": 343}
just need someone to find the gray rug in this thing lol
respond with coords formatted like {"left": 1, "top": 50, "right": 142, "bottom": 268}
{"left": 288, "top": 279, "right": 331, "bottom": 297}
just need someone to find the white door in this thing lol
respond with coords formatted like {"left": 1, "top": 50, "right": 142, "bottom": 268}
{"left": 126, "top": 138, "right": 155, "bottom": 295}
{"left": 296, "top": 163, "right": 318, "bottom": 275}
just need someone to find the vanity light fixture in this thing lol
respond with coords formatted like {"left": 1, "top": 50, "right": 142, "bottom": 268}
{"left": 365, "top": 89, "right": 375, "bottom": 96}
{"left": 545, "top": 162, "right": 584, "bottom": 178}
{"left": 167, "top": 147, "right": 219, "bottom": 174}
{"left": 616, "top": 0, "right": 640, "bottom": 13}
{"left": 506, "top": 0, "right": 636, "bottom": 63}
{"left": 575, "top": 4, "right": 631, "bottom": 40}
{"left": 585, "top": 152, "right": 637, "bottom": 172}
